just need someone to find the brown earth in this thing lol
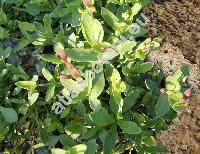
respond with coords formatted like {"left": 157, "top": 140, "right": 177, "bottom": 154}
{"left": 144, "top": 0, "right": 200, "bottom": 65}
{"left": 144, "top": 0, "right": 200, "bottom": 153}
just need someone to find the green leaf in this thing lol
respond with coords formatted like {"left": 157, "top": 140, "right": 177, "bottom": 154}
{"left": 130, "top": 3, "right": 142, "bottom": 17}
{"left": 0, "top": 27, "right": 9, "bottom": 39}
{"left": 81, "top": 13, "right": 103, "bottom": 46}
{"left": 14, "top": 39, "right": 31, "bottom": 52}
{"left": 142, "top": 136, "right": 157, "bottom": 147}
{"left": 90, "top": 72, "right": 105, "bottom": 97}
{"left": 118, "top": 120, "right": 142, "bottom": 134}
{"left": 155, "top": 93, "right": 170, "bottom": 118}
{"left": 60, "top": 134, "right": 76, "bottom": 148}
{"left": 88, "top": 96, "right": 101, "bottom": 111}
{"left": 77, "top": 102, "right": 86, "bottom": 115}
{"left": 41, "top": 54, "right": 62, "bottom": 64}
{"left": 0, "top": 107, "right": 18, "bottom": 123}
{"left": 61, "top": 79, "right": 76, "bottom": 90}
{"left": 19, "top": 22, "right": 36, "bottom": 32}
{"left": 145, "top": 146, "right": 167, "bottom": 153}
{"left": 67, "top": 144, "right": 87, "bottom": 154}
{"left": 109, "top": 68, "right": 123, "bottom": 119}
{"left": 123, "top": 88, "right": 143, "bottom": 112}
{"left": 28, "top": 92, "right": 39, "bottom": 105}
{"left": 99, "top": 129, "right": 107, "bottom": 143}
{"left": 67, "top": 48, "right": 99, "bottom": 62}
{"left": 166, "top": 65, "right": 189, "bottom": 91}
{"left": 168, "top": 92, "right": 186, "bottom": 114}
{"left": 81, "top": 127, "right": 98, "bottom": 140}
{"left": 92, "top": 19, "right": 104, "bottom": 44}
{"left": 103, "top": 124, "right": 118, "bottom": 154}
{"left": 101, "top": 7, "right": 125, "bottom": 31}
{"left": 116, "top": 40, "right": 136, "bottom": 53}
{"left": 46, "top": 84, "right": 55, "bottom": 102}
{"left": 16, "top": 81, "right": 37, "bottom": 90}
{"left": 24, "top": 3, "right": 47, "bottom": 16}
{"left": 134, "top": 38, "right": 151, "bottom": 60}
{"left": 64, "top": 121, "right": 87, "bottom": 139}
{"left": 85, "top": 139, "right": 97, "bottom": 154}
{"left": 132, "top": 62, "right": 154, "bottom": 74}
{"left": 68, "top": 33, "right": 77, "bottom": 47}
{"left": 43, "top": 14, "right": 53, "bottom": 36}
{"left": 0, "top": 47, "right": 11, "bottom": 59}
{"left": 51, "top": 148, "right": 67, "bottom": 154}
{"left": 42, "top": 68, "right": 53, "bottom": 81}
{"left": 89, "top": 108, "right": 114, "bottom": 127}
{"left": 44, "top": 136, "right": 59, "bottom": 146}
{"left": 7, "top": 64, "right": 29, "bottom": 80}
{"left": 0, "top": 9, "right": 7, "bottom": 24}
{"left": 61, "top": 107, "right": 71, "bottom": 118}
{"left": 50, "top": 8, "right": 72, "bottom": 18}
{"left": 145, "top": 79, "right": 159, "bottom": 93}
{"left": 81, "top": 13, "right": 96, "bottom": 46}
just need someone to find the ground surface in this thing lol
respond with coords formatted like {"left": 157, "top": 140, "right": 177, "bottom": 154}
{"left": 144, "top": 0, "right": 200, "bottom": 153}
{"left": 145, "top": 0, "right": 200, "bottom": 65}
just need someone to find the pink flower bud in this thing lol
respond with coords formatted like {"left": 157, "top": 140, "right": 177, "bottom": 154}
{"left": 57, "top": 50, "right": 67, "bottom": 61}
{"left": 183, "top": 88, "right": 191, "bottom": 99}
{"left": 65, "top": 61, "right": 80, "bottom": 79}
{"left": 160, "top": 88, "right": 166, "bottom": 94}
{"left": 83, "top": 0, "right": 92, "bottom": 6}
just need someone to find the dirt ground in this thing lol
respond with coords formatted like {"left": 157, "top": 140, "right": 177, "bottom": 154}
{"left": 144, "top": 0, "right": 200, "bottom": 153}
{"left": 145, "top": 0, "right": 200, "bottom": 65}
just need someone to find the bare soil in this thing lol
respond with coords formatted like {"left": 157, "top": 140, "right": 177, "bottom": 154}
{"left": 145, "top": 0, "right": 200, "bottom": 65}
{"left": 144, "top": 0, "right": 200, "bottom": 153}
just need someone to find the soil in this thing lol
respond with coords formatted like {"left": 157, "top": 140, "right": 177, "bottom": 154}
{"left": 144, "top": 0, "right": 200, "bottom": 65}
{"left": 144, "top": 0, "right": 200, "bottom": 153}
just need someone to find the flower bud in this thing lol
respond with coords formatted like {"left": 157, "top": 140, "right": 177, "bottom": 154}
{"left": 160, "top": 88, "right": 166, "bottom": 94}
{"left": 57, "top": 50, "right": 67, "bottom": 61}
{"left": 83, "top": 0, "right": 94, "bottom": 6}
{"left": 66, "top": 61, "right": 80, "bottom": 79}
{"left": 183, "top": 88, "right": 191, "bottom": 99}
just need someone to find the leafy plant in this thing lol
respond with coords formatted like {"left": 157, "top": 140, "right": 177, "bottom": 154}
{"left": 0, "top": 0, "right": 190, "bottom": 153}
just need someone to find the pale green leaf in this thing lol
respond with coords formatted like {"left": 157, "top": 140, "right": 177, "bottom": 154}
{"left": 46, "top": 84, "right": 55, "bottom": 102}
{"left": 28, "top": 92, "right": 39, "bottom": 105}
{"left": 41, "top": 54, "right": 62, "bottom": 64}
{"left": 16, "top": 81, "right": 37, "bottom": 90}
{"left": 42, "top": 68, "right": 53, "bottom": 81}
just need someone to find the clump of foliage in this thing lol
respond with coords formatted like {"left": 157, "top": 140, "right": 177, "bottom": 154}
{"left": 0, "top": 0, "right": 190, "bottom": 153}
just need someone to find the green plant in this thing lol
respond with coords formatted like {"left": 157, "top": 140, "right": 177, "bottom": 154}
{"left": 0, "top": 0, "right": 190, "bottom": 153}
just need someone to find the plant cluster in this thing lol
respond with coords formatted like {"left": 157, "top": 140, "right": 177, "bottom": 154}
{"left": 0, "top": 0, "right": 190, "bottom": 153}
